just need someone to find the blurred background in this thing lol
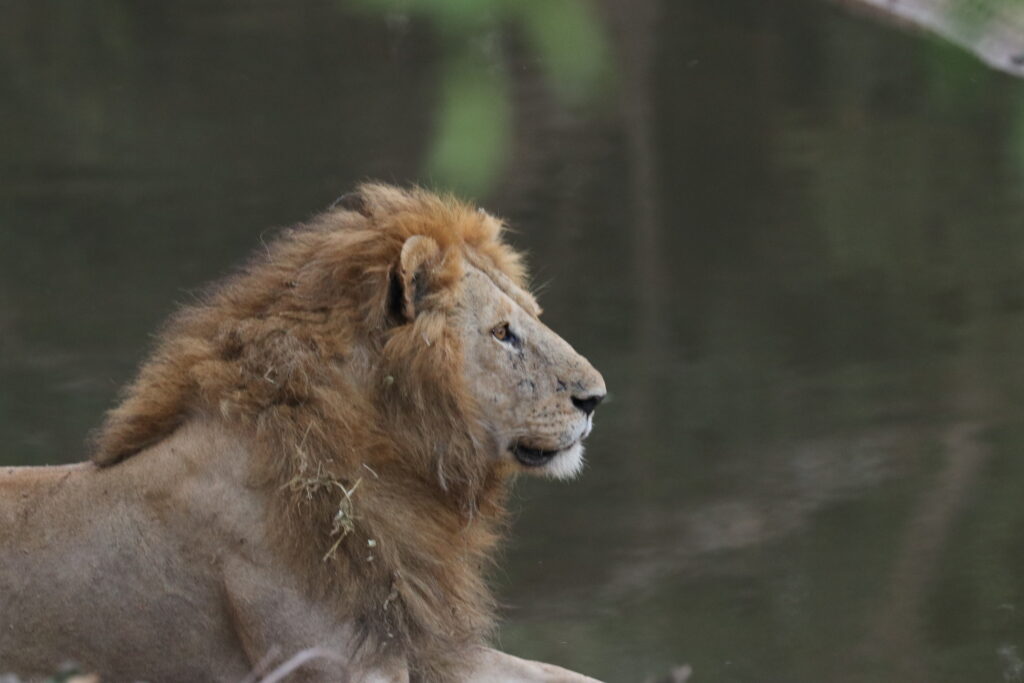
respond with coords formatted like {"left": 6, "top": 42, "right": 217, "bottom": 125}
{"left": 4, "top": 0, "right": 1024, "bottom": 681}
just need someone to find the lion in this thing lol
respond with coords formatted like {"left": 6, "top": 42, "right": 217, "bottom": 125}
{"left": 0, "top": 184, "right": 607, "bottom": 682}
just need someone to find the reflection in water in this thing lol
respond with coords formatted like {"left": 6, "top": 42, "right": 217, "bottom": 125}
{"left": 354, "top": 0, "right": 612, "bottom": 196}
{"left": 4, "top": 1, "right": 1024, "bottom": 681}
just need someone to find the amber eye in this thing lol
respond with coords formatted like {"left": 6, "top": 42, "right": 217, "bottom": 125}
{"left": 491, "top": 322, "right": 513, "bottom": 343}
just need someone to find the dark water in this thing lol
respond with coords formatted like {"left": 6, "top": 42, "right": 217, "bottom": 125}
{"left": 5, "top": 1, "right": 1024, "bottom": 681}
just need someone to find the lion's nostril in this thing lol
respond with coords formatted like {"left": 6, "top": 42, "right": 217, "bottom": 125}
{"left": 571, "top": 393, "right": 604, "bottom": 416}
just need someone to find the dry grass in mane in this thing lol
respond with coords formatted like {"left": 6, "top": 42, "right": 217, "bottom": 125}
{"left": 90, "top": 184, "right": 531, "bottom": 681}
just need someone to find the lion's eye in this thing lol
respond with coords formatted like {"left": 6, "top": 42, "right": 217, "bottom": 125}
{"left": 492, "top": 322, "right": 516, "bottom": 344}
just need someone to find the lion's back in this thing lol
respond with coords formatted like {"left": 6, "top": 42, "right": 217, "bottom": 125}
{"left": 0, "top": 432, "right": 259, "bottom": 681}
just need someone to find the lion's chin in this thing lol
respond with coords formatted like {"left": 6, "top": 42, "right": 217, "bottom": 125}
{"left": 511, "top": 441, "right": 585, "bottom": 480}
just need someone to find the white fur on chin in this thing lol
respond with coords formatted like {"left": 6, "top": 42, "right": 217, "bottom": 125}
{"left": 541, "top": 442, "right": 585, "bottom": 480}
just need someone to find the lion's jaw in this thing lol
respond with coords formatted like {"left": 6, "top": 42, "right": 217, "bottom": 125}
{"left": 514, "top": 439, "right": 586, "bottom": 480}
{"left": 456, "top": 264, "right": 606, "bottom": 481}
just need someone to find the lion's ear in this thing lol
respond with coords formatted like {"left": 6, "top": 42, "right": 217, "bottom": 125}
{"left": 392, "top": 235, "right": 443, "bottom": 321}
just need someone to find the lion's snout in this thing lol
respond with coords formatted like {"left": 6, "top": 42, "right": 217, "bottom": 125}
{"left": 564, "top": 361, "right": 606, "bottom": 418}
{"left": 571, "top": 392, "right": 604, "bottom": 416}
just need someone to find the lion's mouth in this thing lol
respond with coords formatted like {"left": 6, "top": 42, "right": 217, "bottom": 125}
{"left": 511, "top": 443, "right": 564, "bottom": 467}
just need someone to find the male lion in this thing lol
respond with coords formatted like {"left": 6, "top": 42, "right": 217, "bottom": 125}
{"left": 0, "top": 185, "right": 607, "bottom": 682}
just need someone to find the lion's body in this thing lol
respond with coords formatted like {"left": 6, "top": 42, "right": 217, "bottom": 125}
{"left": 1, "top": 421, "right": 401, "bottom": 682}
{"left": 2, "top": 425, "right": 275, "bottom": 682}
{"left": 0, "top": 185, "right": 605, "bottom": 682}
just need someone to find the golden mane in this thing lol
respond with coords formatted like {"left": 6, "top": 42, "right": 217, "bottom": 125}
{"left": 91, "top": 183, "right": 530, "bottom": 681}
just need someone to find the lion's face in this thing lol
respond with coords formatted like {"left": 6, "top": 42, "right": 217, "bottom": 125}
{"left": 455, "top": 264, "right": 606, "bottom": 480}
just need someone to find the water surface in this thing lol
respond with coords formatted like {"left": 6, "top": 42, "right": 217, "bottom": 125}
{"left": 4, "top": 1, "right": 1024, "bottom": 681}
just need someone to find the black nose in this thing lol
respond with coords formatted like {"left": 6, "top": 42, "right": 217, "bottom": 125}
{"left": 571, "top": 393, "right": 605, "bottom": 416}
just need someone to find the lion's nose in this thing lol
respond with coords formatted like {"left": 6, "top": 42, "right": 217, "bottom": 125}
{"left": 571, "top": 393, "right": 605, "bottom": 416}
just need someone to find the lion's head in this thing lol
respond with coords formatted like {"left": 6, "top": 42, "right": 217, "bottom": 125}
{"left": 89, "top": 184, "right": 606, "bottom": 679}
{"left": 391, "top": 232, "right": 605, "bottom": 483}
{"left": 94, "top": 183, "right": 605, "bottom": 484}
{"left": 452, "top": 252, "right": 605, "bottom": 479}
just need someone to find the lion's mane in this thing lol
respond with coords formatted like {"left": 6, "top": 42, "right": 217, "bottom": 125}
{"left": 91, "top": 184, "right": 530, "bottom": 681}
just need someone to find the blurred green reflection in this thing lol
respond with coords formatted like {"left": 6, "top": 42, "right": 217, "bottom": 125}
{"left": 354, "top": 0, "right": 612, "bottom": 196}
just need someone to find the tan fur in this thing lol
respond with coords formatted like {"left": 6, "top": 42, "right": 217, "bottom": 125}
{"left": 0, "top": 184, "right": 606, "bottom": 682}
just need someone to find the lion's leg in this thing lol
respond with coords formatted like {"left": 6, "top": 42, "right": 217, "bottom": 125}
{"left": 222, "top": 556, "right": 408, "bottom": 682}
{"left": 464, "top": 648, "right": 604, "bottom": 683}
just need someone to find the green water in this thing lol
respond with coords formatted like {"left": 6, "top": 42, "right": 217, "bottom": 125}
{"left": 4, "top": 1, "right": 1024, "bottom": 681}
